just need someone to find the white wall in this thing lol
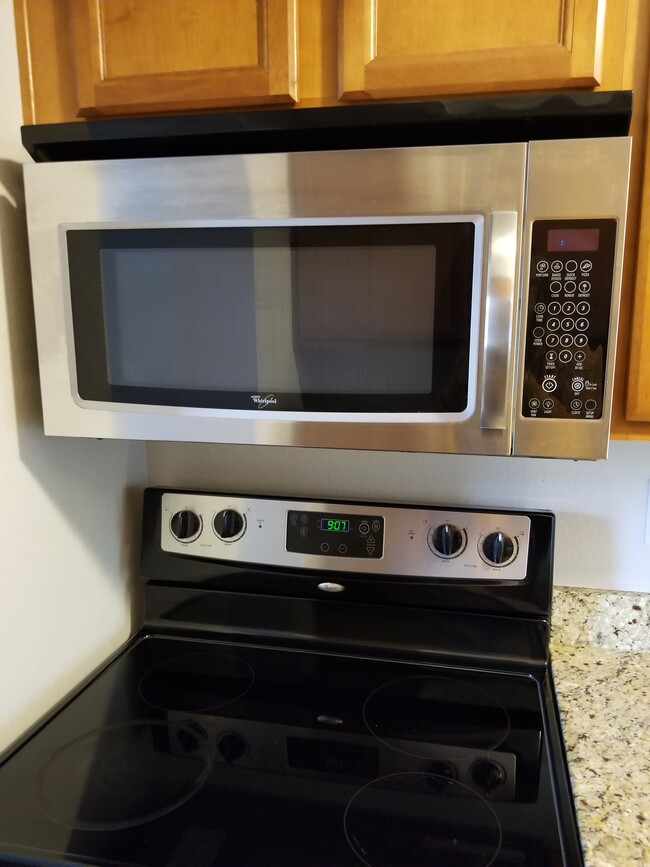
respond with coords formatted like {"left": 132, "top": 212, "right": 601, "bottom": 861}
{"left": 147, "top": 439, "right": 650, "bottom": 592}
{"left": 0, "top": 0, "right": 147, "bottom": 753}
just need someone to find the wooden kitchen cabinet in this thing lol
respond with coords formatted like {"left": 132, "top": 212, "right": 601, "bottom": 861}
{"left": 339, "top": 0, "right": 607, "bottom": 101}
{"left": 15, "top": 0, "right": 298, "bottom": 120}
{"left": 621, "top": 71, "right": 650, "bottom": 430}
{"left": 14, "top": 0, "right": 626, "bottom": 122}
{"left": 70, "top": 0, "right": 298, "bottom": 116}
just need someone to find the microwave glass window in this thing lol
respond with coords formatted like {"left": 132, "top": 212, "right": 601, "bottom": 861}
{"left": 101, "top": 248, "right": 260, "bottom": 390}
{"left": 67, "top": 223, "right": 475, "bottom": 413}
{"left": 292, "top": 238, "right": 436, "bottom": 395}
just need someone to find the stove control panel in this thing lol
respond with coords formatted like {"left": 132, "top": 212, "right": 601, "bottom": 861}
{"left": 286, "top": 510, "right": 384, "bottom": 559}
{"left": 161, "top": 494, "right": 531, "bottom": 581}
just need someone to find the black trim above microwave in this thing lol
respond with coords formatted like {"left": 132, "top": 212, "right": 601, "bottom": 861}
{"left": 67, "top": 222, "right": 476, "bottom": 414}
{"left": 22, "top": 91, "right": 632, "bottom": 163}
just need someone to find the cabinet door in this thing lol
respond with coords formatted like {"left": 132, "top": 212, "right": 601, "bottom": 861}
{"left": 339, "top": 0, "right": 606, "bottom": 100}
{"left": 69, "top": 0, "right": 297, "bottom": 116}
{"left": 625, "top": 73, "right": 650, "bottom": 424}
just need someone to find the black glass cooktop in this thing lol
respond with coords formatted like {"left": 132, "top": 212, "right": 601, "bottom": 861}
{"left": 0, "top": 634, "right": 569, "bottom": 866}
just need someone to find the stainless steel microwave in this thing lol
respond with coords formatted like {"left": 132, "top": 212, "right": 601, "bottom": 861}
{"left": 22, "top": 123, "right": 631, "bottom": 458}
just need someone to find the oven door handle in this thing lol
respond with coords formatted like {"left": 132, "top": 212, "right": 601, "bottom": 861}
{"left": 480, "top": 211, "right": 520, "bottom": 430}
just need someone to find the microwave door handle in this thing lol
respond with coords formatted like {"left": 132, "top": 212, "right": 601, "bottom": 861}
{"left": 480, "top": 211, "right": 519, "bottom": 430}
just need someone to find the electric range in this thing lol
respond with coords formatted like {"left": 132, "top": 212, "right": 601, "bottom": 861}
{"left": 0, "top": 489, "right": 582, "bottom": 866}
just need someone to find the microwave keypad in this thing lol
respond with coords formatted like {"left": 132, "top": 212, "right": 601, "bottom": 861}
{"left": 522, "top": 219, "right": 617, "bottom": 420}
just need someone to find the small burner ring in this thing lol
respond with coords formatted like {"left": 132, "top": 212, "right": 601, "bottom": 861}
{"left": 362, "top": 674, "right": 510, "bottom": 759}
{"left": 138, "top": 650, "right": 254, "bottom": 712}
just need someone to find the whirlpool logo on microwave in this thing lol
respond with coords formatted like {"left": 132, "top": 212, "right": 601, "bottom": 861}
{"left": 251, "top": 394, "right": 278, "bottom": 409}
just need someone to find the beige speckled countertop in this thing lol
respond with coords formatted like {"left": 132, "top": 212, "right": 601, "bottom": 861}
{"left": 551, "top": 588, "right": 650, "bottom": 867}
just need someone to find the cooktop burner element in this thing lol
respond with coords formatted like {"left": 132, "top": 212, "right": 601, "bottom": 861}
{"left": 344, "top": 771, "right": 502, "bottom": 867}
{"left": 363, "top": 675, "right": 511, "bottom": 756}
{"left": 138, "top": 650, "right": 255, "bottom": 711}
{"left": 0, "top": 489, "right": 583, "bottom": 866}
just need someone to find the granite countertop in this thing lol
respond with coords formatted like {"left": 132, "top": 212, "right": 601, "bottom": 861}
{"left": 550, "top": 588, "right": 650, "bottom": 867}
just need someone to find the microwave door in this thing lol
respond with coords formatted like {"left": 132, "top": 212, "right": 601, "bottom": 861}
{"left": 66, "top": 220, "right": 479, "bottom": 416}
{"left": 25, "top": 142, "right": 529, "bottom": 454}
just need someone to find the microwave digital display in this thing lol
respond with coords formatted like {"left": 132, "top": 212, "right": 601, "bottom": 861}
{"left": 547, "top": 228, "right": 600, "bottom": 251}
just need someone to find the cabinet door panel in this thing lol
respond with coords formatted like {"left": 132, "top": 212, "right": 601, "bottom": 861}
{"left": 625, "top": 72, "right": 650, "bottom": 423}
{"left": 72, "top": 0, "right": 297, "bottom": 116}
{"left": 339, "top": 0, "right": 606, "bottom": 100}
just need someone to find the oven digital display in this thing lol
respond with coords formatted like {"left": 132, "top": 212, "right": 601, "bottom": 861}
{"left": 319, "top": 518, "right": 350, "bottom": 532}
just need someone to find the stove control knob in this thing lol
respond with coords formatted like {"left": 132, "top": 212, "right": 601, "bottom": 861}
{"left": 423, "top": 760, "right": 458, "bottom": 791}
{"left": 471, "top": 759, "right": 506, "bottom": 793}
{"left": 481, "top": 531, "right": 516, "bottom": 566}
{"left": 428, "top": 523, "right": 466, "bottom": 558}
{"left": 217, "top": 731, "right": 248, "bottom": 764}
{"left": 213, "top": 509, "right": 246, "bottom": 541}
{"left": 170, "top": 509, "right": 202, "bottom": 542}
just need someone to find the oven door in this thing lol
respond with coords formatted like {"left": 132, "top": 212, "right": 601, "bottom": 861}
{"left": 24, "top": 143, "right": 526, "bottom": 454}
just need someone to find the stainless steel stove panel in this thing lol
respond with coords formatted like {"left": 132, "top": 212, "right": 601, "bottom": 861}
{"left": 161, "top": 493, "right": 531, "bottom": 580}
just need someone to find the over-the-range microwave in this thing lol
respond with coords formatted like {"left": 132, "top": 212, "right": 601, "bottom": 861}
{"left": 21, "top": 93, "right": 632, "bottom": 459}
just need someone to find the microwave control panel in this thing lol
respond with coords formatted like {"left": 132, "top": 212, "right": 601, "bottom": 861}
{"left": 521, "top": 219, "right": 617, "bottom": 420}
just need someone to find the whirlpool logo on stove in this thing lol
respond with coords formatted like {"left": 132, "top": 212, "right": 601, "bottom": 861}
{"left": 251, "top": 394, "right": 278, "bottom": 409}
